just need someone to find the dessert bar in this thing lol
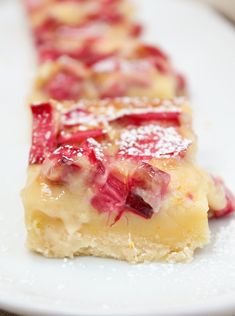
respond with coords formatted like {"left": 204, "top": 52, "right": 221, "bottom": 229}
{"left": 21, "top": 98, "right": 234, "bottom": 262}
{"left": 32, "top": 44, "right": 185, "bottom": 102}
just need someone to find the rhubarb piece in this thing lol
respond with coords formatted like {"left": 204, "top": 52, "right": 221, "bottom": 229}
{"left": 113, "top": 111, "right": 181, "bottom": 126}
{"left": 61, "top": 108, "right": 103, "bottom": 128}
{"left": 117, "top": 125, "right": 191, "bottom": 160}
{"left": 42, "top": 140, "right": 106, "bottom": 184}
{"left": 208, "top": 177, "right": 235, "bottom": 218}
{"left": 128, "top": 162, "right": 170, "bottom": 211}
{"left": 29, "top": 102, "right": 57, "bottom": 164}
{"left": 91, "top": 172, "right": 128, "bottom": 214}
{"left": 41, "top": 145, "right": 83, "bottom": 183}
{"left": 125, "top": 162, "right": 170, "bottom": 219}
{"left": 90, "top": 46, "right": 183, "bottom": 99}
{"left": 22, "top": 97, "right": 224, "bottom": 263}
{"left": 44, "top": 70, "right": 83, "bottom": 101}
{"left": 91, "top": 162, "right": 170, "bottom": 221}
{"left": 126, "top": 193, "right": 154, "bottom": 219}
{"left": 32, "top": 57, "right": 90, "bottom": 101}
{"left": 27, "top": 97, "right": 194, "bottom": 162}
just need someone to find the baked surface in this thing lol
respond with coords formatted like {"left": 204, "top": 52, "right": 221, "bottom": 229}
{"left": 30, "top": 38, "right": 186, "bottom": 104}
{"left": 21, "top": 98, "right": 233, "bottom": 263}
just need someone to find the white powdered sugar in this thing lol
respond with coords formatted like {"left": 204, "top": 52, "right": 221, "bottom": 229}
{"left": 92, "top": 57, "right": 154, "bottom": 74}
{"left": 118, "top": 124, "right": 191, "bottom": 158}
{"left": 87, "top": 138, "right": 104, "bottom": 161}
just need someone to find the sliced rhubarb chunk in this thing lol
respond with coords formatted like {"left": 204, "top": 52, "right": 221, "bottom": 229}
{"left": 61, "top": 108, "right": 103, "bottom": 128}
{"left": 29, "top": 102, "right": 57, "bottom": 164}
{"left": 45, "top": 71, "right": 82, "bottom": 101}
{"left": 210, "top": 178, "right": 235, "bottom": 218}
{"left": 34, "top": 18, "right": 59, "bottom": 45}
{"left": 126, "top": 192, "right": 154, "bottom": 219}
{"left": 58, "top": 129, "right": 105, "bottom": 144}
{"left": 135, "top": 44, "right": 171, "bottom": 74}
{"left": 38, "top": 46, "right": 61, "bottom": 63}
{"left": 81, "top": 138, "right": 105, "bottom": 164}
{"left": 129, "top": 23, "right": 143, "bottom": 37}
{"left": 42, "top": 139, "right": 106, "bottom": 184}
{"left": 60, "top": 107, "right": 106, "bottom": 144}
{"left": 41, "top": 145, "right": 83, "bottom": 183}
{"left": 117, "top": 124, "right": 191, "bottom": 160}
{"left": 81, "top": 138, "right": 106, "bottom": 183}
{"left": 137, "top": 44, "right": 169, "bottom": 62}
{"left": 91, "top": 161, "right": 170, "bottom": 221}
{"left": 91, "top": 172, "right": 128, "bottom": 213}
{"left": 129, "top": 162, "right": 170, "bottom": 211}
{"left": 113, "top": 111, "right": 181, "bottom": 126}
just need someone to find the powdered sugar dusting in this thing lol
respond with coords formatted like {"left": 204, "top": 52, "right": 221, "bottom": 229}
{"left": 53, "top": 145, "right": 84, "bottom": 160}
{"left": 62, "top": 108, "right": 105, "bottom": 129}
{"left": 87, "top": 138, "right": 104, "bottom": 161}
{"left": 61, "top": 100, "right": 182, "bottom": 129}
{"left": 92, "top": 57, "right": 154, "bottom": 74}
{"left": 73, "top": 97, "right": 185, "bottom": 112}
{"left": 118, "top": 124, "right": 191, "bottom": 159}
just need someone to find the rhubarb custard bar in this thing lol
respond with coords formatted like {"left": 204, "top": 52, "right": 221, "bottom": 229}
{"left": 21, "top": 97, "right": 234, "bottom": 263}
{"left": 31, "top": 44, "right": 186, "bottom": 102}
{"left": 25, "top": 0, "right": 134, "bottom": 29}
{"left": 25, "top": 0, "right": 141, "bottom": 64}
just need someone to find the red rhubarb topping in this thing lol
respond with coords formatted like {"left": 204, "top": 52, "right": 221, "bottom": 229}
{"left": 45, "top": 71, "right": 82, "bottom": 101}
{"left": 42, "top": 139, "right": 106, "bottom": 183}
{"left": 113, "top": 111, "right": 181, "bottom": 126}
{"left": 38, "top": 46, "right": 62, "bottom": 63}
{"left": 117, "top": 124, "right": 191, "bottom": 160}
{"left": 134, "top": 44, "right": 171, "bottom": 73}
{"left": 34, "top": 18, "right": 59, "bottom": 46}
{"left": 125, "top": 192, "right": 154, "bottom": 219}
{"left": 91, "top": 172, "right": 128, "bottom": 213}
{"left": 137, "top": 44, "right": 169, "bottom": 62}
{"left": 210, "top": 177, "right": 235, "bottom": 218}
{"left": 29, "top": 102, "right": 57, "bottom": 164}
{"left": 58, "top": 129, "right": 105, "bottom": 144}
{"left": 91, "top": 162, "right": 170, "bottom": 221}
{"left": 61, "top": 108, "right": 102, "bottom": 127}
{"left": 41, "top": 145, "right": 83, "bottom": 183}
{"left": 60, "top": 108, "right": 106, "bottom": 144}
{"left": 128, "top": 162, "right": 170, "bottom": 212}
{"left": 129, "top": 23, "right": 143, "bottom": 37}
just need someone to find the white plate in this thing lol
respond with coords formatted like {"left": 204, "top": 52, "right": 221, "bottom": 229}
{"left": 0, "top": 0, "right": 235, "bottom": 315}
